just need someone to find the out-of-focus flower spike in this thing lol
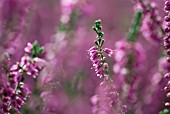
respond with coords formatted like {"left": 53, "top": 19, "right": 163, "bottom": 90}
{"left": 163, "top": 0, "right": 170, "bottom": 108}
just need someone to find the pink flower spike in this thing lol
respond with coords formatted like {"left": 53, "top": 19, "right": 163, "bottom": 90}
{"left": 24, "top": 42, "right": 33, "bottom": 53}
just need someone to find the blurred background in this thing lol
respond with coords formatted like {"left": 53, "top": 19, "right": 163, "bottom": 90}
{"left": 0, "top": 0, "right": 168, "bottom": 114}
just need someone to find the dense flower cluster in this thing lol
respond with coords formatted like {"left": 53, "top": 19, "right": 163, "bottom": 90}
{"left": 0, "top": 42, "right": 45, "bottom": 114}
{"left": 164, "top": 1, "right": 170, "bottom": 55}
{"left": 160, "top": 57, "right": 170, "bottom": 102}
{"left": 163, "top": 0, "right": 170, "bottom": 108}
{"left": 88, "top": 46, "right": 113, "bottom": 79}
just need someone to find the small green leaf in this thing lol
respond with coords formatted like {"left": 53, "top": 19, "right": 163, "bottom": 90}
{"left": 100, "top": 39, "right": 105, "bottom": 46}
{"left": 31, "top": 41, "right": 44, "bottom": 57}
{"left": 94, "top": 40, "right": 99, "bottom": 46}
{"left": 92, "top": 26, "right": 97, "bottom": 31}
{"left": 97, "top": 26, "right": 102, "bottom": 31}
{"left": 95, "top": 19, "right": 101, "bottom": 26}
{"left": 99, "top": 32, "right": 104, "bottom": 38}
{"left": 37, "top": 47, "right": 44, "bottom": 54}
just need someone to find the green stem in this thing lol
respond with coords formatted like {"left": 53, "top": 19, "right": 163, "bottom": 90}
{"left": 127, "top": 10, "right": 143, "bottom": 42}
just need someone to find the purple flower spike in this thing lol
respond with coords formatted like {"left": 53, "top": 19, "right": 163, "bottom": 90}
{"left": 87, "top": 20, "right": 112, "bottom": 80}
{"left": 163, "top": 0, "right": 170, "bottom": 108}
{"left": 0, "top": 41, "right": 45, "bottom": 113}
{"left": 89, "top": 20, "right": 126, "bottom": 114}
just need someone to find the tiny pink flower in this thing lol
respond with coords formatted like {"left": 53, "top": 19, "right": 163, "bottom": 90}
{"left": 24, "top": 42, "right": 33, "bottom": 53}
{"left": 33, "top": 57, "right": 46, "bottom": 69}
{"left": 104, "top": 48, "right": 113, "bottom": 57}
{"left": 10, "top": 63, "right": 19, "bottom": 72}
{"left": 20, "top": 55, "right": 30, "bottom": 67}
{"left": 88, "top": 46, "right": 96, "bottom": 51}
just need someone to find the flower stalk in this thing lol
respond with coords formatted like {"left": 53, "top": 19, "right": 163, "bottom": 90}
{"left": 88, "top": 19, "right": 113, "bottom": 80}
{"left": 0, "top": 41, "right": 45, "bottom": 114}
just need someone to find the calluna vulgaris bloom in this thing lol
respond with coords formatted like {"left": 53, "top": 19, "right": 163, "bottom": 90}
{"left": 0, "top": 41, "right": 45, "bottom": 114}
{"left": 87, "top": 20, "right": 113, "bottom": 79}
{"left": 89, "top": 20, "right": 126, "bottom": 114}
{"left": 163, "top": 0, "right": 170, "bottom": 108}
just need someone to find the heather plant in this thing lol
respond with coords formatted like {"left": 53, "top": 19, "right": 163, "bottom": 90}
{"left": 0, "top": 41, "right": 45, "bottom": 114}
{"left": 88, "top": 19, "right": 126, "bottom": 114}
{"left": 163, "top": 0, "right": 170, "bottom": 109}
{"left": 0, "top": 0, "right": 170, "bottom": 114}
